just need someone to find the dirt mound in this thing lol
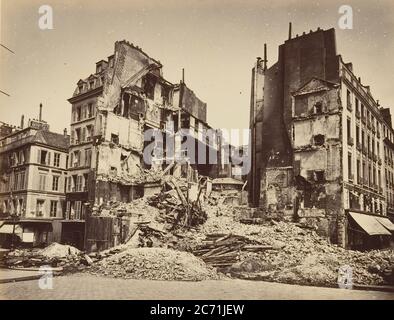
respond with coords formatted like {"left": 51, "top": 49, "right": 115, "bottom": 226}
{"left": 89, "top": 247, "right": 220, "bottom": 281}
{"left": 38, "top": 242, "right": 81, "bottom": 258}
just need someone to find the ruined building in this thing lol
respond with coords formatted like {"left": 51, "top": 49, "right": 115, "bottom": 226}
{"left": 248, "top": 26, "right": 394, "bottom": 249}
{"left": 66, "top": 40, "right": 222, "bottom": 221}
{"left": 0, "top": 106, "right": 69, "bottom": 247}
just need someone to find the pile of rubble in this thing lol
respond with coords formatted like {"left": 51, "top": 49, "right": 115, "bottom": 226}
{"left": 88, "top": 247, "right": 220, "bottom": 281}
{"left": 193, "top": 233, "right": 273, "bottom": 268}
{"left": 4, "top": 243, "right": 92, "bottom": 272}
{"left": 147, "top": 190, "right": 207, "bottom": 229}
{"left": 168, "top": 201, "right": 394, "bottom": 287}
{"left": 96, "top": 167, "right": 163, "bottom": 186}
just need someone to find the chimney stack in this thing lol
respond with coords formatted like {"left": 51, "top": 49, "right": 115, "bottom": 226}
{"left": 182, "top": 68, "right": 185, "bottom": 83}
{"left": 263, "top": 43, "right": 268, "bottom": 71}
{"left": 288, "top": 22, "right": 292, "bottom": 40}
{"left": 20, "top": 115, "right": 24, "bottom": 129}
{"left": 63, "top": 128, "right": 68, "bottom": 136}
{"left": 39, "top": 103, "right": 43, "bottom": 121}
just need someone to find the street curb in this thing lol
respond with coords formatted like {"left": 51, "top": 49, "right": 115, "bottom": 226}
{"left": 0, "top": 275, "right": 42, "bottom": 284}
{"left": 353, "top": 284, "right": 394, "bottom": 293}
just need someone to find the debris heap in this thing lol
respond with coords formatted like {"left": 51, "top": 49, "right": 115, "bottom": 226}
{"left": 193, "top": 233, "right": 273, "bottom": 268}
{"left": 4, "top": 243, "right": 90, "bottom": 271}
{"left": 88, "top": 247, "right": 220, "bottom": 281}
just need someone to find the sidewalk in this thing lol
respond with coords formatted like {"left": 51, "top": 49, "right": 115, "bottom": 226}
{"left": 0, "top": 268, "right": 42, "bottom": 283}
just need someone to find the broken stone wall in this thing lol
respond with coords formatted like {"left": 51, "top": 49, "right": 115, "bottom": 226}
{"left": 293, "top": 87, "right": 344, "bottom": 243}
{"left": 259, "top": 167, "right": 295, "bottom": 219}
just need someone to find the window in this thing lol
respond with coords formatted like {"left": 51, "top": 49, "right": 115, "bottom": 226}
{"left": 89, "top": 80, "right": 94, "bottom": 89}
{"left": 313, "top": 101, "right": 323, "bottom": 114}
{"left": 17, "top": 171, "right": 25, "bottom": 190}
{"left": 346, "top": 89, "right": 351, "bottom": 109}
{"left": 348, "top": 153, "right": 353, "bottom": 180}
{"left": 72, "top": 150, "right": 80, "bottom": 167}
{"left": 38, "top": 150, "right": 50, "bottom": 165}
{"left": 39, "top": 174, "right": 47, "bottom": 191}
{"left": 52, "top": 176, "right": 59, "bottom": 191}
{"left": 357, "top": 159, "right": 361, "bottom": 184}
{"left": 36, "top": 199, "right": 45, "bottom": 217}
{"left": 88, "top": 103, "right": 93, "bottom": 118}
{"left": 76, "top": 175, "right": 83, "bottom": 191}
{"left": 53, "top": 153, "right": 60, "bottom": 167}
{"left": 67, "top": 176, "right": 72, "bottom": 192}
{"left": 75, "top": 201, "right": 82, "bottom": 219}
{"left": 314, "top": 170, "right": 325, "bottom": 182}
{"left": 50, "top": 201, "right": 57, "bottom": 217}
{"left": 347, "top": 118, "right": 352, "bottom": 144}
{"left": 85, "top": 148, "right": 92, "bottom": 167}
{"left": 82, "top": 127, "right": 86, "bottom": 142}
{"left": 111, "top": 133, "right": 119, "bottom": 144}
{"left": 313, "top": 134, "right": 325, "bottom": 146}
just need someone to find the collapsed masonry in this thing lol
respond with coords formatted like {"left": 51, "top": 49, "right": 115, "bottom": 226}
{"left": 66, "top": 41, "right": 225, "bottom": 219}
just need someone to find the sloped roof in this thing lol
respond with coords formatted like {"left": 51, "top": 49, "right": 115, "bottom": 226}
{"left": 293, "top": 77, "right": 339, "bottom": 96}
{"left": 33, "top": 130, "right": 69, "bottom": 150}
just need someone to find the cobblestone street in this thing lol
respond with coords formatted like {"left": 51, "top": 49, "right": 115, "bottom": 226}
{"left": 1, "top": 274, "right": 394, "bottom": 300}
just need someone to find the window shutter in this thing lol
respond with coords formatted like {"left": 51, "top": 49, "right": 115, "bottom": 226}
{"left": 37, "top": 150, "right": 41, "bottom": 163}
{"left": 47, "top": 152, "right": 51, "bottom": 165}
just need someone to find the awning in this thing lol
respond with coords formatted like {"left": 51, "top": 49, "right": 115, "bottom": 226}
{"left": 349, "top": 212, "right": 391, "bottom": 236}
{"left": 375, "top": 216, "right": 394, "bottom": 232}
{"left": 0, "top": 224, "right": 23, "bottom": 234}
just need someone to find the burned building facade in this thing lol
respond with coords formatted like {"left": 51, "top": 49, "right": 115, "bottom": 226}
{"left": 66, "top": 40, "right": 222, "bottom": 220}
{"left": 249, "top": 26, "right": 394, "bottom": 248}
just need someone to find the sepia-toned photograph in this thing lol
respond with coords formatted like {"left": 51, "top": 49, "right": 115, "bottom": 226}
{"left": 0, "top": 0, "right": 394, "bottom": 305}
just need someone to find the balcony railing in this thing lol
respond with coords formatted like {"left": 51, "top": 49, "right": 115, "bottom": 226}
{"left": 356, "top": 143, "right": 362, "bottom": 151}
{"left": 355, "top": 110, "right": 361, "bottom": 119}
{"left": 347, "top": 137, "right": 354, "bottom": 146}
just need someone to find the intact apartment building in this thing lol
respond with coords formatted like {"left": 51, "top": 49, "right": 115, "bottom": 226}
{"left": 0, "top": 111, "right": 69, "bottom": 247}
{"left": 66, "top": 40, "right": 222, "bottom": 221}
{"left": 248, "top": 26, "right": 394, "bottom": 249}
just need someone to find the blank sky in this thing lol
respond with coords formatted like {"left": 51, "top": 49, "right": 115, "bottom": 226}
{"left": 1, "top": 0, "right": 393, "bottom": 134}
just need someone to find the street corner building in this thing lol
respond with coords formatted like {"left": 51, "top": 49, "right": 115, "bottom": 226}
{"left": 0, "top": 110, "right": 70, "bottom": 248}
{"left": 248, "top": 25, "right": 394, "bottom": 249}
{"left": 65, "top": 40, "right": 226, "bottom": 251}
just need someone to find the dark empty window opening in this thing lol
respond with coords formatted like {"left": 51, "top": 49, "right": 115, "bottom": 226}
{"left": 40, "top": 150, "right": 48, "bottom": 164}
{"left": 314, "top": 170, "right": 325, "bottom": 182}
{"left": 111, "top": 134, "right": 119, "bottom": 144}
{"left": 314, "top": 101, "right": 323, "bottom": 114}
{"left": 313, "top": 134, "right": 325, "bottom": 146}
{"left": 143, "top": 76, "right": 155, "bottom": 100}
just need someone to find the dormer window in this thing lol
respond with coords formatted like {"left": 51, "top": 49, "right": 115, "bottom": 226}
{"left": 96, "top": 65, "right": 102, "bottom": 73}
{"left": 78, "top": 85, "right": 83, "bottom": 93}
{"left": 89, "top": 81, "right": 94, "bottom": 89}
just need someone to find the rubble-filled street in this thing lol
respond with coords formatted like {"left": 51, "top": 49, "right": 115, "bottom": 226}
{"left": 3, "top": 188, "right": 394, "bottom": 293}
